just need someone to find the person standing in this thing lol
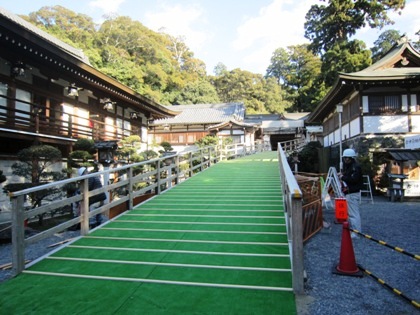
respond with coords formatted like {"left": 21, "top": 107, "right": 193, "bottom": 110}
{"left": 338, "top": 149, "right": 363, "bottom": 238}
{"left": 78, "top": 167, "right": 107, "bottom": 227}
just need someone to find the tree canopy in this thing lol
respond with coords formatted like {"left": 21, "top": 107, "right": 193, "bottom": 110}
{"left": 304, "top": 0, "right": 406, "bottom": 55}
{"left": 21, "top": 3, "right": 417, "bottom": 115}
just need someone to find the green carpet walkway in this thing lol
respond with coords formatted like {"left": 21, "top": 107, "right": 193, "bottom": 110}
{"left": 0, "top": 151, "right": 296, "bottom": 314}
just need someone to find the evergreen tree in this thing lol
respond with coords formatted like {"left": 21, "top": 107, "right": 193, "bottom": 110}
{"left": 371, "top": 29, "right": 403, "bottom": 62}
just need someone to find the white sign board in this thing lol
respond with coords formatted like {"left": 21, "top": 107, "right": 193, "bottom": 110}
{"left": 404, "top": 180, "right": 420, "bottom": 197}
{"left": 405, "top": 135, "right": 420, "bottom": 149}
{"left": 306, "top": 126, "right": 323, "bottom": 133}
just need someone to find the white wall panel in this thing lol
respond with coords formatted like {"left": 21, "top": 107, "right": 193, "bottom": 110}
{"left": 411, "top": 94, "right": 418, "bottom": 112}
{"left": 350, "top": 117, "right": 360, "bottom": 137}
{"left": 411, "top": 115, "right": 420, "bottom": 132}
{"left": 334, "top": 129, "right": 339, "bottom": 144}
{"left": 363, "top": 116, "right": 408, "bottom": 133}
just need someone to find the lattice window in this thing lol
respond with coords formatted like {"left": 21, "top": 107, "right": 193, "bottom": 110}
{"left": 369, "top": 95, "right": 401, "bottom": 113}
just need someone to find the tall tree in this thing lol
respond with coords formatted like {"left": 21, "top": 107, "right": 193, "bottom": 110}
{"left": 22, "top": 5, "right": 290, "bottom": 112}
{"left": 266, "top": 44, "right": 323, "bottom": 111}
{"left": 173, "top": 80, "right": 220, "bottom": 105}
{"left": 303, "top": 0, "right": 406, "bottom": 88}
{"left": 304, "top": 0, "right": 406, "bottom": 55}
{"left": 321, "top": 40, "right": 372, "bottom": 86}
{"left": 371, "top": 29, "right": 402, "bottom": 62}
{"left": 212, "top": 69, "right": 291, "bottom": 114}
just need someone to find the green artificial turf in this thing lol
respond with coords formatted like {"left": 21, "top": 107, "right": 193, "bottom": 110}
{"left": 0, "top": 151, "right": 297, "bottom": 314}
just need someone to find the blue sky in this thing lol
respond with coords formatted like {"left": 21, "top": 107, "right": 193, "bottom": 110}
{"left": 1, "top": 0, "right": 419, "bottom": 75}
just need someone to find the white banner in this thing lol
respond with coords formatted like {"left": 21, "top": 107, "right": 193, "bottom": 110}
{"left": 405, "top": 135, "right": 420, "bottom": 149}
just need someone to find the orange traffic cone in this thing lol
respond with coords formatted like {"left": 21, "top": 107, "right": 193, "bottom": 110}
{"left": 333, "top": 222, "right": 363, "bottom": 277}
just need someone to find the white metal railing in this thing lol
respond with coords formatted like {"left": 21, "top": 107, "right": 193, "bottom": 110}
{"left": 277, "top": 143, "right": 304, "bottom": 294}
{"left": 8, "top": 142, "right": 267, "bottom": 276}
{"left": 278, "top": 138, "right": 306, "bottom": 155}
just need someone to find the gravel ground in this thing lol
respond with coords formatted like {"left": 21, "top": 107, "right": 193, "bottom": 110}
{"left": 298, "top": 196, "right": 420, "bottom": 315}
{"left": 1, "top": 196, "right": 419, "bottom": 315}
{"left": 0, "top": 229, "right": 81, "bottom": 283}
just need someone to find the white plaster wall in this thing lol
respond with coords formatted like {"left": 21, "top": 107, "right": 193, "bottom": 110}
{"left": 324, "top": 133, "right": 334, "bottom": 147}
{"left": 333, "top": 129, "right": 339, "bottom": 144}
{"left": 363, "top": 116, "right": 409, "bottom": 133}
{"left": 323, "top": 136, "right": 328, "bottom": 147}
{"left": 411, "top": 115, "right": 420, "bottom": 132}
{"left": 349, "top": 117, "right": 360, "bottom": 137}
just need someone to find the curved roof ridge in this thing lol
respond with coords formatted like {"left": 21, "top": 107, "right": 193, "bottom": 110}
{"left": 344, "top": 38, "right": 420, "bottom": 76}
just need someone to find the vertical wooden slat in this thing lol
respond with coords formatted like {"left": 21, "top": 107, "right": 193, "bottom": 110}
{"left": 11, "top": 195, "right": 25, "bottom": 276}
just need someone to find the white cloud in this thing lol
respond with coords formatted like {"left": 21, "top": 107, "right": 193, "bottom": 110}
{"left": 89, "top": 0, "right": 126, "bottom": 14}
{"left": 352, "top": 0, "right": 420, "bottom": 46}
{"left": 231, "top": 0, "right": 317, "bottom": 73}
{"left": 391, "top": 0, "right": 420, "bottom": 38}
{"left": 143, "top": 3, "right": 212, "bottom": 53}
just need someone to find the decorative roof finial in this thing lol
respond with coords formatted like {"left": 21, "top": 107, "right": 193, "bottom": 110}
{"left": 397, "top": 34, "right": 408, "bottom": 45}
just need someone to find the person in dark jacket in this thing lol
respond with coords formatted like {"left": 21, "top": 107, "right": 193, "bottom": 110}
{"left": 338, "top": 149, "right": 363, "bottom": 238}
{"left": 78, "top": 167, "right": 107, "bottom": 227}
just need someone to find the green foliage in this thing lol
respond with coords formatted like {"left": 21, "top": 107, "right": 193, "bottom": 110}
{"left": 266, "top": 44, "right": 323, "bottom": 112}
{"left": 160, "top": 141, "right": 174, "bottom": 153}
{"left": 26, "top": 5, "right": 96, "bottom": 51}
{"left": 68, "top": 150, "right": 94, "bottom": 164}
{"left": 68, "top": 139, "right": 95, "bottom": 169}
{"left": 11, "top": 145, "right": 63, "bottom": 182}
{"left": 3, "top": 145, "right": 66, "bottom": 215}
{"left": 195, "top": 135, "right": 219, "bottom": 148}
{"left": 194, "top": 135, "right": 233, "bottom": 148}
{"left": 140, "top": 150, "right": 158, "bottom": 160}
{"left": 371, "top": 29, "right": 402, "bottom": 62}
{"left": 320, "top": 40, "right": 372, "bottom": 86}
{"left": 304, "top": 0, "right": 405, "bottom": 55}
{"left": 22, "top": 4, "right": 413, "bottom": 116}
{"left": 117, "top": 135, "right": 141, "bottom": 161}
{"left": 294, "top": 141, "right": 323, "bottom": 173}
{"left": 173, "top": 80, "right": 220, "bottom": 104}
{"left": 303, "top": 0, "right": 404, "bottom": 89}
{"left": 73, "top": 138, "right": 95, "bottom": 153}
{"left": 211, "top": 68, "right": 291, "bottom": 114}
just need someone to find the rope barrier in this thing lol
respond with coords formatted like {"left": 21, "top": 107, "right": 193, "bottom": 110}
{"left": 357, "top": 265, "right": 420, "bottom": 309}
{"left": 347, "top": 227, "right": 420, "bottom": 261}
{"left": 345, "top": 226, "right": 419, "bottom": 309}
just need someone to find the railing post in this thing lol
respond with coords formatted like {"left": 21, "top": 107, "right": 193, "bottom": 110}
{"left": 11, "top": 195, "right": 25, "bottom": 276}
{"left": 189, "top": 152, "right": 193, "bottom": 177}
{"left": 80, "top": 179, "right": 89, "bottom": 235}
{"left": 291, "top": 194, "right": 304, "bottom": 294}
{"left": 200, "top": 148, "right": 204, "bottom": 171}
{"left": 208, "top": 147, "right": 212, "bottom": 166}
{"left": 128, "top": 167, "right": 134, "bottom": 210}
{"left": 156, "top": 160, "right": 161, "bottom": 194}
{"left": 175, "top": 155, "right": 180, "bottom": 184}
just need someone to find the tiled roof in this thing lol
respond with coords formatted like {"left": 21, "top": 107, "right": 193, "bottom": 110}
{"left": 0, "top": 7, "right": 90, "bottom": 64}
{"left": 207, "top": 119, "right": 259, "bottom": 130}
{"left": 307, "top": 39, "right": 420, "bottom": 123}
{"left": 151, "top": 103, "right": 245, "bottom": 125}
{"left": 340, "top": 39, "right": 420, "bottom": 80}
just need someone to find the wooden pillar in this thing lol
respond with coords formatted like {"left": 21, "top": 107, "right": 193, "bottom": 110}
{"left": 11, "top": 195, "right": 25, "bottom": 276}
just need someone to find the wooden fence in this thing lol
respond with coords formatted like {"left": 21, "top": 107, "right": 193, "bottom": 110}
{"left": 8, "top": 142, "right": 266, "bottom": 276}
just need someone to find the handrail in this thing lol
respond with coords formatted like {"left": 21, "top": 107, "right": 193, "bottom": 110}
{"left": 9, "top": 142, "right": 266, "bottom": 276}
{"left": 277, "top": 142, "right": 304, "bottom": 294}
